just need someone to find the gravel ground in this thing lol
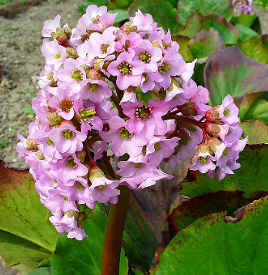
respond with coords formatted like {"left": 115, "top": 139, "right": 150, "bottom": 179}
{"left": 0, "top": 1, "right": 267, "bottom": 169}
{"left": 0, "top": 0, "right": 83, "bottom": 169}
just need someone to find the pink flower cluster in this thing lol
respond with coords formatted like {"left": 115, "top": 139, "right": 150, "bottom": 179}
{"left": 232, "top": 0, "right": 252, "bottom": 15}
{"left": 17, "top": 5, "right": 247, "bottom": 240}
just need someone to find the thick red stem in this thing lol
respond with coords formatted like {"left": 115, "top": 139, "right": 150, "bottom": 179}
{"left": 101, "top": 185, "right": 131, "bottom": 275}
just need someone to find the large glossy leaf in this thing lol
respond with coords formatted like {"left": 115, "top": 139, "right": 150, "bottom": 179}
{"left": 240, "top": 120, "right": 268, "bottom": 144}
{"left": 50, "top": 208, "right": 128, "bottom": 275}
{"left": 189, "top": 28, "right": 224, "bottom": 58}
{"left": 204, "top": 46, "right": 268, "bottom": 106}
{"left": 169, "top": 191, "right": 251, "bottom": 233}
{"left": 178, "top": 0, "right": 233, "bottom": 26}
{"left": 238, "top": 40, "right": 268, "bottom": 64}
{"left": 129, "top": 0, "right": 178, "bottom": 33}
{"left": 180, "top": 145, "right": 268, "bottom": 198}
{"left": 0, "top": 163, "right": 58, "bottom": 268}
{"left": 123, "top": 193, "right": 158, "bottom": 272}
{"left": 154, "top": 197, "right": 268, "bottom": 274}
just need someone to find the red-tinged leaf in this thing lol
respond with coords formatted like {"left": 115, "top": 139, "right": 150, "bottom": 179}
{"left": 261, "top": 34, "right": 268, "bottom": 47}
{"left": 153, "top": 197, "right": 268, "bottom": 274}
{"left": 0, "top": 162, "right": 58, "bottom": 268}
{"left": 149, "top": 246, "right": 166, "bottom": 275}
{"left": 189, "top": 27, "right": 224, "bottom": 58}
{"left": 204, "top": 46, "right": 268, "bottom": 106}
{"left": 169, "top": 191, "right": 252, "bottom": 233}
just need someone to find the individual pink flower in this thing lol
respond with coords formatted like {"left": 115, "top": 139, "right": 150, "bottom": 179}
{"left": 107, "top": 52, "right": 145, "bottom": 90}
{"left": 100, "top": 116, "right": 147, "bottom": 157}
{"left": 42, "top": 15, "right": 61, "bottom": 38}
{"left": 122, "top": 99, "right": 170, "bottom": 140}
{"left": 48, "top": 123, "right": 87, "bottom": 155}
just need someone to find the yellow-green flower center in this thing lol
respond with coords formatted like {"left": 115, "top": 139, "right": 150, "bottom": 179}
{"left": 159, "top": 60, "right": 171, "bottom": 73}
{"left": 71, "top": 69, "right": 83, "bottom": 81}
{"left": 61, "top": 129, "right": 76, "bottom": 139}
{"left": 118, "top": 61, "right": 132, "bottom": 75}
{"left": 135, "top": 106, "right": 152, "bottom": 120}
{"left": 139, "top": 51, "right": 151, "bottom": 63}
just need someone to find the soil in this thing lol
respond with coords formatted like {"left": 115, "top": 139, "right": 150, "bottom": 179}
{"left": 0, "top": 1, "right": 268, "bottom": 170}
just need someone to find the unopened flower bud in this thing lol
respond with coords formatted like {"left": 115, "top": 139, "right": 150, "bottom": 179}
{"left": 47, "top": 112, "right": 63, "bottom": 127}
{"left": 35, "top": 150, "right": 45, "bottom": 160}
{"left": 205, "top": 122, "right": 221, "bottom": 137}
{"left": 76, "top": 150, "right": 86, "bottom": 163}
{"left": 66, "top": 47, "right": 78, "bottom": 59}
{"left": 207, "top": 137, "right": 222, "bottom": 153}
{"left": 87, "top": 68, "right": 102, "bottom": 80}
{"left": 180, "top": 101, "right": 198, "bottom": 116}
{"left": 64, "top": 26, "right": 72, "bottom": 37}
{"left": 205, "top": 107, "right": 220, "bottom": 122}
{"left": 25, "top": 139, "right": 38, "bottom": 151}
{"left": 196, "top": 143, "right": 210, "bottom": 155}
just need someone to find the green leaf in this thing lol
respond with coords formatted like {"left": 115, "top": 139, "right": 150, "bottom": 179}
{"left": 50, "top": 209, "right": 128, "bottom": 275}
{"left": 0, "top": 163, "right": 58, "bottom": 268}
{"left": 169, "top": 191, "right": 251, "bottom": 233}
{"left": 178, "top": 11, "right": 203, "bottom": 38}
{"left": 180, "top": 145, "right": 268, "bottom": 198}
{"left": 178, "top": 0, "right": 234, "bottom": 26}
{"left": 240, "top": 120, "right": 268, "bottom": 144}
{"left": 235, "top": 24, "right": 260, "bottom": 43}
{"left": 201, "top": 14, "right": 239, "bottom": 44}
{"left": 129, "top": 0, "right": 178, "bottom": 33}
{"left": 27, "top": 90, "right": 36, "bottom": 98}
{"left": 172, "top": 35, "right": 194, "bottom": 61}
{"left": 23, "top": 107, "right": 35, "bottom": 114}
{"left": 154, "top": 197, "right": 268, "bottom": 274}
{"left": 204, "top": 46, "right": 268, "bottom": 106}
{"left": 109, "top": 9, "right": 129, "bottom": 23}
{"left": 189, "top": 28, "right": 224, "bottom": 58}
{"left": 233, "top": 14, "right": 258, "bottom": 28}
{"left": 238, "top": 92, "right": 262, "bottom": 120}
{"left": 238, "top": 40, "right": 268, "bottom": 64}
{"left": 29, "top": 267, "right": 51, "bottom": 275}
{"left": 243, "top": 99, "right": 268, "bottom": 123}
{"left": 123, "top": 194, "right": 158, "bottom": 271}
{"left": 113, "top": 0, "right": 133, "bottom": 9}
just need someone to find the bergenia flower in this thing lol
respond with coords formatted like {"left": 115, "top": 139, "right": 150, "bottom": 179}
{"left": 17, "top": 5, "right": 247, "bottom": 240}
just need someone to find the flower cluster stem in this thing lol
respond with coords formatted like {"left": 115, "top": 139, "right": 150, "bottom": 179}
{"left": 101, "top": 185, "right": 131, "bottom": 275}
